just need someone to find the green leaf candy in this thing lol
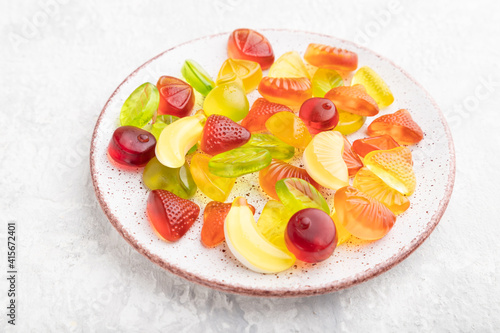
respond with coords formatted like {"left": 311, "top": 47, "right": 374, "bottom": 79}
{"left": 208, "top": 148, "right": 271, "bottom": 177}
{"left": 242, "top": 133, "right": 295, "bottom": 160}
{"left": 275, "top": 178, "right": 330, "bottom": 215}
{"left": 181, "top": 59, "right": 215, "bottom": 96}
{"left": 120, "top": 83, "right": 159, "bottom": 127}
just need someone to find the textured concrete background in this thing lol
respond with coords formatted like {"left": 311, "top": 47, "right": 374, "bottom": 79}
{"left": 1, "top": 0, "right": 499, "bottom": 331}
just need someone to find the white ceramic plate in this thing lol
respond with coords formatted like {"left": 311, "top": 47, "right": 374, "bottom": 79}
{"left": 90, "top": 29, "right": 455, "bottom": 297}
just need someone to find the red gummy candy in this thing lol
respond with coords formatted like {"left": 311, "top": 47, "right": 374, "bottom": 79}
{"left": 200, "top": 114, "right": 251, "bottom": 156}
{"left": 352, "top": 135, "right": 400, "bottom": 158}
{"left": 108, "top": 126, "right": 156, "bottom": 167}
{"left": 227, "top": 28, "right": 274, "bottom": 70}
{"left": 299, "top": 97, "right": 339, "bottom": 134}
{"left": 342, "top": 135, "right": 363, "bottom": 177}
{"left": 156, "top": 76, "right": 195, "bottom": 118}
{"left": 367, "top": 109, "right": 424, "bottom": 145}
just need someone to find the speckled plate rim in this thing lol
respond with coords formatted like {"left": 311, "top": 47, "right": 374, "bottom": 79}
{"left": 90, "top": 29, "right": 456, "bottom": 298}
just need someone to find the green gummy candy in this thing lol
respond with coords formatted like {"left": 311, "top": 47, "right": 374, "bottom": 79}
{"left": 256, "top": 201, "right": 294, "bottom": 252}
{"left": 120, "top": 83, "right": 159, "bottom": 128}
{"left": 143, "top": 157, "right": 197, "bottom": 199}
{"left": 243, "top": 133, "right": 295, "bottom": 160}
{"left": 275, "top": 178, "right": 330, "bottom": 215}
{"left": 181, "top": 59, "right": 215, "bottom": 96}
{"left": 208, "top": 148, "right": 272, "bottom": 178}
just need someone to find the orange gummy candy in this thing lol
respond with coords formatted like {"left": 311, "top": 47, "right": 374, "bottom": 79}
{"left": 240, "top": 98, "right": 293, "bottom": 133}
{"left": 265, "top": 112, "right": 312, "bottom": 149}
{"left": 352, "top": 135, "right": 400, "bottom": 158}
{"left": 258, "top": 77, "right": 312, "bottom": 107}
{"left": 367, "top": 109, "right": 424, "bottom": 145}
{"left": 324, "top": 85, "right": 379, "bottom": 117}
{"left": 304, "top": 43, "right": 358, "bottom": 72}
{"left": 342, "top": 136, "right": 363, "bottom": 177}
{"left": 334, "top": 186, "right": 396, "bottom": 241}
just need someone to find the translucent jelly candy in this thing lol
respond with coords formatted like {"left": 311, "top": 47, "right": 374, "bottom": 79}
{"left": 351, "top": 66, "right": 394, "bottom": 108}
{"left": 209, "top": 148, "right": 272, "bottom": 177}
{"left": 303, "top": 130, "right": 348, "bottom": 190}
{"left": 227, "top": 29, "right": 275, "bottom": 70}
{"left": 120, "top": 83, "right": 159, "bottom": 128}
{"left": 143, "top": 114, "right": 179, "bottom": 140}
{"left": 156, "top": 76, "right": 195, "bottom": 117}
{"left": 342, "top": 136, "right": 363, "bottom": 177}
{"left": 203, "top": 82, "right": 249, "bottom": 122}
{"left": 352, "top": 135, "right": 400, "bottom": 158}
{"left": 259, "top": 159, "right": 320, "bottom": 200}
{"left": 311, "top": 68, "right": 343, "bottom": 97}
{"left": 363, "top": 147, "right": 416, "bottom": 196}
{"left": 215, "top": 72, "right": 244, "bottom": 89}
{"left": 335, "top": 109, "right": 366, "bottom": 135}
{"left": 334, "top": 186, "right": 396, "bottom": 241}
{"left": 143, "top": 157, "right": 197, "bottom": 199}
{"left": 285, "top": 208, "right": 337, "bottom": 263}
{"left": 147, "top": 189, "right": 200, "bottom": 242}
{"left": 304, "top": 43, "right": 358, "bottom": 72}
{"left": 275, "top": 178, "right": 330, "bottom": 215}
{"left": 268, "top": 51, "right": 311, "bottom": 79}
{"left": 256, "top": 200, "right": 294, "bottom": 253}
{"left": 181, "top": 59, "right": 215, "bottom": 96}
{"left": 265, "top": 112, "right": 312, "bottom": 149}
{"left": 224, "top": 197, "right": 295, "bottom": 273}
{"left": 299, "top": 97, "right": 339, "bottom": 134}
{"left": 200, "top": 114, "right": 251, "bottom": 156}
{"left": 108, "top": 126, "right": 156, "bottom": 167}
{"left": 155, "top": 113, "right": 206, "bottom": 168}
{"left": 324, "top": 85, "right": 379, "bottom": 117}
{"left": 201, "top": 201, "right": 255, "bottom": 248}
{"left": 258, "top": 76, "right": 312, "bottom": 107}
{"left": 330, "top": 211, "right": 351, "bottom": 245}
{"left": 240, "top": 98, "right": 293, "bottom": 133}
{"left": 242, "top": 133, "right": 295, "bottom": 161}
{"left": 367, "top": 109, "right": 424, "bottom": 145}
{"left": 190, "top": 153, "right": 235, "bottom": 202}
{"left": 217, "top": 58, "right": 262, "bottom": 93}
{"left": 353, "top": 167, "right": 410, "bottom": 215}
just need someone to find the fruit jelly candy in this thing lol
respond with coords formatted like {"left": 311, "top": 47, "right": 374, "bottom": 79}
{"left": 181, "top": 59, "right": 215, "bottom": 96}
{"left": 203, "top": 82, "right": 249, "bottom": 122}
{"left": 268, "top": 51, "right": 311, "bottom": 79}
{"left": 240, "top": 98, "right": 293, "bottom": 133}
{"left": 367, "top": 109, "right": 424, "bottom": 145}
{"left": 324, "top": 85, "right": 379, "bottom": 117}
{"left": 217, "top": 58, "right": 262, "bottom": 93}
{"left": 311, "top": 68, "right": 343, "bottom": 97}
{"left": 275, "top": 177, "right": 330, "bottom": 215}
{"left": 352, "top": 135, "right": 400, "bottom": 158}
{"left": 108, "top": 126, "right": 156, "bottom": 168}
{"left": 227, "top": 29, "right": 275, "bottom": 70}
{"left": 200, "top": 114, "right": 251, "bottom": 156}
{"left": 209, "top": 148, "right": 272, "bottom": 178}
{"left": 143, "top": 157, "right": 197, "bottom": 199}
{"left": 299, "top": 97, "right": 339, "bottom": 134}
{"left": 256, "top": 200, "right": 294, "bottom": 253}
{"left": 142, "top": 114, "right": 179, "bottom": 140}
{"left": 224, "top": 197, "right": 295, "bottom": 273}
{"left": 335, "top": 109, "right": 366, "bottom": 135}
{"left": 120, "top": 82, "right": 159, "bottom": 128}
{"left": 351, "top": 66, "right": 394, "bottom": 108}
{"left": 190, "top": 153, "right": 235, "bottom": 202}
{"left": 156, "top": 76, "right": 195, "bottom": 118}
{"left": 330, "top": 211, "right": 351, "bottom": 245}
{"left": 242, "top": 133, "right": 295, "bottom": 161}
{"left": 342, "top": 135, "right": 363, "bottom": 177}
{"left": 258, "top": 76, "right": 312, "bottom": 107}
{"left": 265, "top": 112, "right": 312, "bottom": 149}
{"left": 304, "top": 43, "right": 358, "bottom": 72}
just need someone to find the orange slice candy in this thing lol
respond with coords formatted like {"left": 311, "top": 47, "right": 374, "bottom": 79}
{"left": 241, "top": 98, "right": 293, "bottom": 133}
{"left": 352, "top": 135, "right": 400, "bottom": 158}
{"left": 324, "top": 85, "right": 379, "bottom": 117}
{"left": 304, "top": 43, "right": 358, "bottom": 72}
{"left": 342, "top": 135, "right": 363, "bottom": 177}
{"left": 363, "top": 147, "right": 416, "bottom": 196}
{"left": 367, "top": 109, "right": 424, "bottom": 145}
{"left": 258, "top": 77, "right": 312, "bottom": 107}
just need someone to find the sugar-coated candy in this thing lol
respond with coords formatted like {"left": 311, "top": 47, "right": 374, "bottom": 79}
{"left": 242, "top": 133, "right": 295, "bottom": 160}
{"left": 330, "top": 211, "right": 351, "bottom": 245}
{"left": 351, "top": 66, "right": 394, "bottom": 108}
{"left": 217, "top": 58, "right": 262, "bottom": 93}
{"left": 367, "top": 109, "right": 424, "bottom": 145}
{"left": 143, "top": 157, "right": 197, "bottom": 199}
{"left": 201, "top": 201, "right": 255, "bottom": 248}
{"left": 363, "top": 147, "right": 415, "bottom": 196}
{"left": 353, "top": 167, "right": 410, "bottom": 215}
{"left": 259, "top": 159, "right": 320, "bottom": 200}
{"left": 268, "top": 51, "right": 311, "bottom": 79}
{"left": 181, "top": 59, "right": 215, "bottom": 96}
{"left": 227, "top": 29, "right": 274, "bottom": 70}
{"left": 258, "top": 76, "right": 312, "bottom": 107}
{"left": 190, "top": 153, "right": 235, "bottom": 202}
{"left": 256, "top": 201, "right": 294, "bottom": 253}
{"left": 108, "top": 126, "right": 156, "bottom": 168}
{"left": 224, "top": 197, "right": 295, "bottom": 273}
{"left": 200, "top": 114, "right": 251, "bottom": 156}
{"left": 342, "top": 136, "right": 363, "bottom": 177}
{"left": 275, "top": 178, "right": 330, "bottom": 215}
{"left": 335, "top": 109, "right": 366, "bottom": 135}
{"left": 311, "top": 68, "right": 343, "bottom": 97}
{"left": 155, "top": 113, "right": 206, "bottom": 168}
{"left": 147, "top": 189, "right": 200, "bottom": 242}
{"left": 240, "top": 98, "right": 293, "bottom": 133}
{"left": 209, "top": 148, "right": 272, "bottom": 177}
{"left": 304, "top": 43, "right": 358, "bottom": 72}
{"left": 299, "top": 97, "right": 339, "bottom": 134}
{"left": 265, "top": 112, "right": 312, "bottom": 149}
{"left": 334, "top": 186, "right": 396, "bottom": 241}
{"left": 203, "top": 82, "right": 249, "bottom": 122}
{"left": 285, "top": 208, "right": 337, "bottom": 263}
{"left": 120, "top": 83, "right": 159, "bottom": 128}
{"left": 156, "top": 76, "right": 195, "bottom": 117}
{"left": 324, "top": 85, "right": 379, "bottom": 116}
{"left": 303, "top": 131, "right": 348, "bottom": 189}
{"left": 352, "top": 135, "right": 400, "bottom": 158}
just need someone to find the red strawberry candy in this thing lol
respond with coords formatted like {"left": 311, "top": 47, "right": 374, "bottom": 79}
{"left": 241, "top": 98, "right": 293, "bottom": 133}
{"left": 367, "top": 109, "right": 424, "bottom": 145}
{"left": 200, "top": 114, "right": 251, "bottom": 156}
{"left": 147, "top": 189, "right": 200, "bottom": 242}
{"left": 201, "top": 201, "right": 256, "bottom": 248}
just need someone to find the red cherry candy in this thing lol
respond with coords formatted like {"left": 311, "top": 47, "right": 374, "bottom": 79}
{"left": 108, "top": 126, "right": 156, "bottom": 167}
{"left": 299, "top": 98, "right": 339, "bottom": 134}
{"left": 285, "top": 208, "right": 337, "bottom": 263}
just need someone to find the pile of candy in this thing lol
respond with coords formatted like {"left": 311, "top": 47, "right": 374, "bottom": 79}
{"left": 107, "top": 29, "right": 424, "bottom": 274}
